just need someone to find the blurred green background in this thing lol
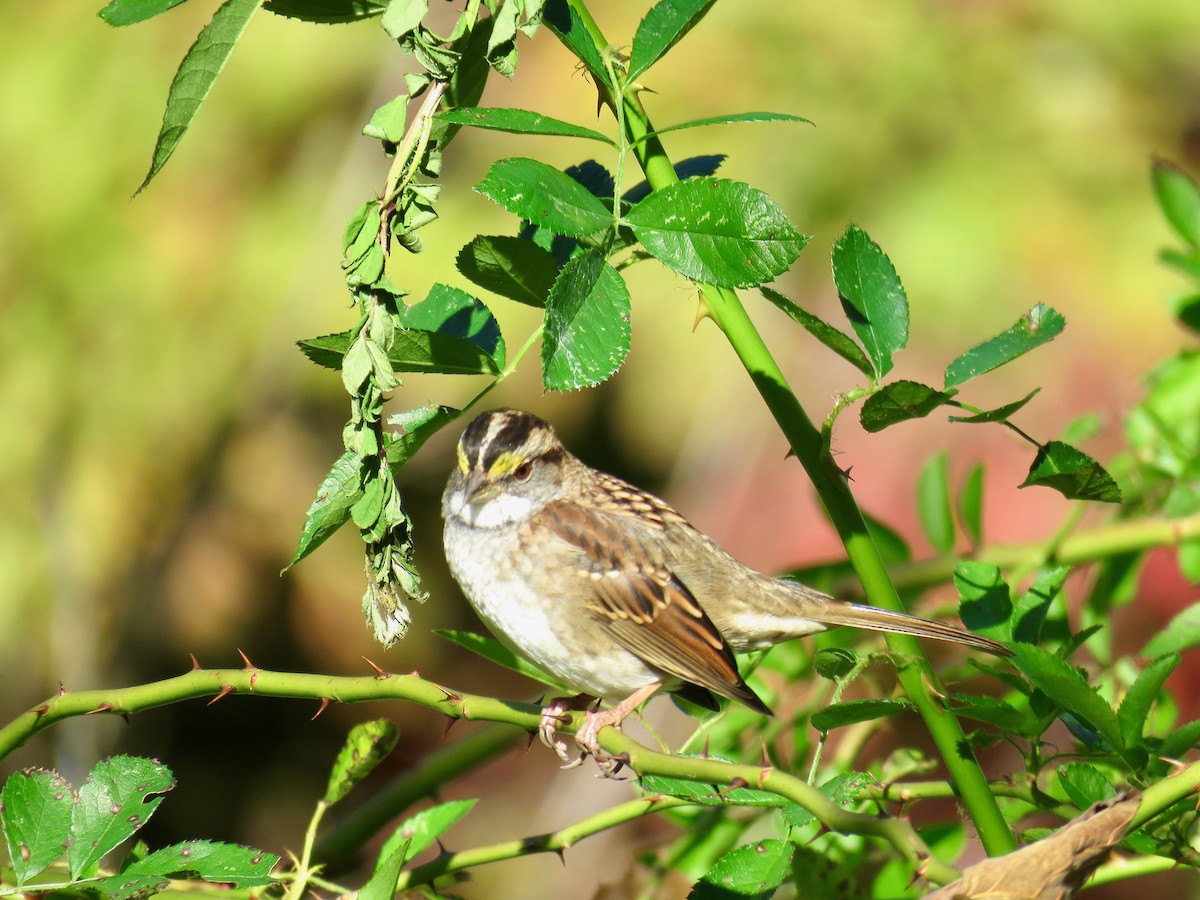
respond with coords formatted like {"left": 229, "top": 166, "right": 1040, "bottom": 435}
{"left": 2, "top": 1, "right": 1199, "bottom": 896}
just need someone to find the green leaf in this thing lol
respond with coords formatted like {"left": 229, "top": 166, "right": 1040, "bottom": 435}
{"left": 640, "top": 111, "right": 812, "bottom": 142}
{"left": 1012, "top": 567, "right": 1067, "bottom": 646}
{"left": 264, "top": 0, "right": 385, "bottom": 22}
{"left": 1057, "top": 763, "right": 1116, "bottom": 811}
{"left": 1153, "top": 159, "right": 1200, "bottom": 249}
{"left": 859, "top": 380, "right": 956, "bottom": 432}
{"left": 435, "top": 630, "right": 571, "bottom": 692}
{"left": 1142, "top": 602, "right": 1200, "bottom": 657}
{"left": 541, "top": 0, "right": 611, "bottom": 89}
{"left": 1118, "top": 653, "right": 1180, "bottom": 748}
{"left": 832, "top": 224, "right": 908, "bottom": 379}
{"left": 359, "top": 839, "right": 409, "bottom": 900}
{"left": 69, "top": 757, "right": 175, "bottom": 878}
{"left": 136, "top": 0, "right": 262, "bottom": 193}
{"left": 759, "top": 287, "right": 872, "bottom": 377}
{"left": 811, "top": 698, "right": 915, "bottom": 733}
{"left": 917, "top": 452, "right": 954, "bottom": 554}
{"left": 1, "top": 769, "right": 73, "bottom": 883}
{"left": 957, "top": 461, "right": 984, "bottom": 546}
{"left": 1011, "top": 645, "right": 1123, "bottom": 749}
{"left": 476, "top": 157, "right": 612, "bottom": 238}
{"left": 780, "top": 772, "right": 872, "bottom": 830}
{"left": 98, "top": 840, "right": 278, "bottom": 897}
{"left": 456, "top": 235, "right": 558, "bottom": 307}
{"left": 542, "top": 250, "right": 631, "bottom": 391}
{"left": 1181, "top": 538, "right": 1200, "bottom": 584}
{"left": 376, "top": 799, "right": 476, "bottom": 868}
{"left": 299, "top": 324, "right": 501, "bottom": 377}
{"left": 948, "top": 389, "right": 1041, "bottom": 424}
{"left": 324, "top": 720, "right": 400, "bottom": 805}
{"left": 99, "top": 0, "right": 190, "bottom": 26}
{"left": 1021, "top": 441, "right": 1122, "bottom": 503}
{"left": 627, "top": 0, "right": 718, "bottom": 82}
{"left": 435, "top": 107, "right": 614, "bottom": 144}
{"left": 814, "top": 648, "right": 858, "bottom": 681}
{"left": 362, "top": 94, "right": 409, "bottom": 143}
{"left": 640, "top": 764, "right": 782, "bottom": 808}
{"left": 380, "top": 0, "right": 425, "bottom": 38}
{"left": 1157, "top": 718, "right": 1200, "bottom": 765}
{"left": 949, "top": 695, "right": 1031, "bottom": 734}
{"left": 624, "top": 178, "right": 807, "bottom": 288}
{"left": 956, "top": 561, "right": 1012, "bottom": 641}
{"left": 1171, "top": 294, "right": 1200, "bottom": 335}
{"left": 286, "top": 451, "right": 360, "bottom": 570}
{"left": 386, "top": 404, "right": 460, "bottom": 469}
{"left": 350, "top": 474, "right": 384, "bottom": 529}
{"left": 404, "top": 284, "right": 505, "bottom": 368}
{"left": 690, "top": 839, "right": 793, "bottom": 900}
{"left": 944, "top": 303, "right": 1065, "bottom": 388}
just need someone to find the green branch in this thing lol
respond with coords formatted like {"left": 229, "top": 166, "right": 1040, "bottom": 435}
{"left": 558, "top": 0, "right": 1016, "bottom": 857}
{"left": 830, "top": 511, "right": 1200, "bottom": 600}
{"left": 0, "top": 665, "right": 962, "bottom": 884}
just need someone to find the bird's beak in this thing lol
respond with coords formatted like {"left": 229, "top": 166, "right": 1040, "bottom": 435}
{"left": 463, "top": 470, "right": 500, "bottom": 505}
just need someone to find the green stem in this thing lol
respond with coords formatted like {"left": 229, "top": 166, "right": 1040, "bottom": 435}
{"left": 0, "top": 666, "right": 960, "bottom": 883}
{"left": 828, "top": 510, "right": 1200, "bottom": 601}
{"left": 559, "top": 0, "right": 1016, "bottom": 857}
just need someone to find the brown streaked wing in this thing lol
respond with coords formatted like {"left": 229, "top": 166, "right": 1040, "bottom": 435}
{"left": 542, "top": 500, "right": 770, "bottom": 714}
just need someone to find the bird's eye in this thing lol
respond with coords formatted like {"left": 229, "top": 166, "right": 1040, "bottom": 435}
{"left": 513, "top": 461, "right": 533, "bottom": 482}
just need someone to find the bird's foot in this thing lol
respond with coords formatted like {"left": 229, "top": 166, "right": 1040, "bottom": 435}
{"left": 538, "top": 695, "right": 588, "bottom": 766}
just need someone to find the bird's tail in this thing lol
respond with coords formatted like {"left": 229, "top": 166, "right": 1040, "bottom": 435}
{"left": 815, "top": 602, "right": 1012, "bottom": 657}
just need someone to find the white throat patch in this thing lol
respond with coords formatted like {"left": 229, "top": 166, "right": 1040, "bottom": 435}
{"left": 447, "top": 488, "right": 534, "bottom": 529}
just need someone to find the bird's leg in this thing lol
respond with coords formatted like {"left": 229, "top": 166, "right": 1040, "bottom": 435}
{"left": 538, "top": 694, "right": 589, "bottom": 765}
{"left": 576, "top": 682, "right": 661, "bottom": 777}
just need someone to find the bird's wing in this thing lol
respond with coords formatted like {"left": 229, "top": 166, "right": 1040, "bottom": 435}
{"left": 541, "top": 496, "right": 770, "bottom": 714}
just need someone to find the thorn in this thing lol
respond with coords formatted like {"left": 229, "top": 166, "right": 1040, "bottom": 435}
{"left": 208, "top": 684, "right": 236, "bottom": 706}
{"left": 120, "top": 712, "right": 130, "bottom": 724}
{"left": 692, "top": 291, "right": 715, "bottom": 330}
{"left": 841, "top": 465, "right": 855, "bottom": 482}
{"left": 784, "top": 447, "right": 796, "bottom": 460}
{"left": 237, "top": 648, "right": 256, "bottom": 670}
{"left": 804, "top": 824, "right": 829, "bottom": 846}
{"left": 57, "top": 681, "right": 66, "bottom": 696}
{"left": 1159, "top": 756, "right": 1188, "bottom": 775}
{"left": 311, "top": 697, "right": 332, "bottom": 721}
{"left": 438, "top": 686, "right": 462, "bottom": 704}
{"left": 718, "top": 778, "right": 750, "bottom": 798}
{"left": 701, "top": 735, "right": 711, "bottom": 759}
{"left": 757, "top": 768, "right": 771, "bottom": 788}
{"left": 554, "top": 848, "right": 566, "bottom": 865}
{"left": 86, "top": 702, "right": 114, "bottom": 716}
{"left": 32, "top": 704, "right": 50, "bottom": 717}
{"left": 442, "top": 716, "right": 458, "bottom": 740}
{"left": 362, "top": 657, "right": 390, "bottom": 679}
{"left": 759, "top": 740, "right": 771, "bottom": 767}
{"left": 526, "top": 731, "right": 537, "bottom": 750}
{"left": 189, "top": 653, "right": 203, "bottom": 671}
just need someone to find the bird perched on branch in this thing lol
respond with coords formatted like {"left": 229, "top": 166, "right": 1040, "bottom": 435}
{"left": 442, "top": 408, "right": 1010, "bottom": 773}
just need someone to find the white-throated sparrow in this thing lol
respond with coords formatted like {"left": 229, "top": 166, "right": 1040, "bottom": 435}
{"left": 442, "top": 408, "right": 1010, "bottom": 771}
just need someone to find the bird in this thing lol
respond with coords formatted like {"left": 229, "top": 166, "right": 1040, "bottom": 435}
{"left": 441, "top": 408, "right": 1010, "bottom": 772}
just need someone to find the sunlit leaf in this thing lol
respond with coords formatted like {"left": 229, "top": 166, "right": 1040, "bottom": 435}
{"left": 1021, "top": 441, "right": 1122, "bottom": 503}
{"left": 136, "top": 0, "right": 262, "bottom": 193}
{"left": 944, "top": 303, "right": 1065, "bottom": 388}
{"left": 627, "top": 0, "right": 719, "bottom": 83}
{"left": 624, "top": 178, "right": 807, "bottom": 288}
{"left": 832, "top": 224, "right": 908, "bottom": 379}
